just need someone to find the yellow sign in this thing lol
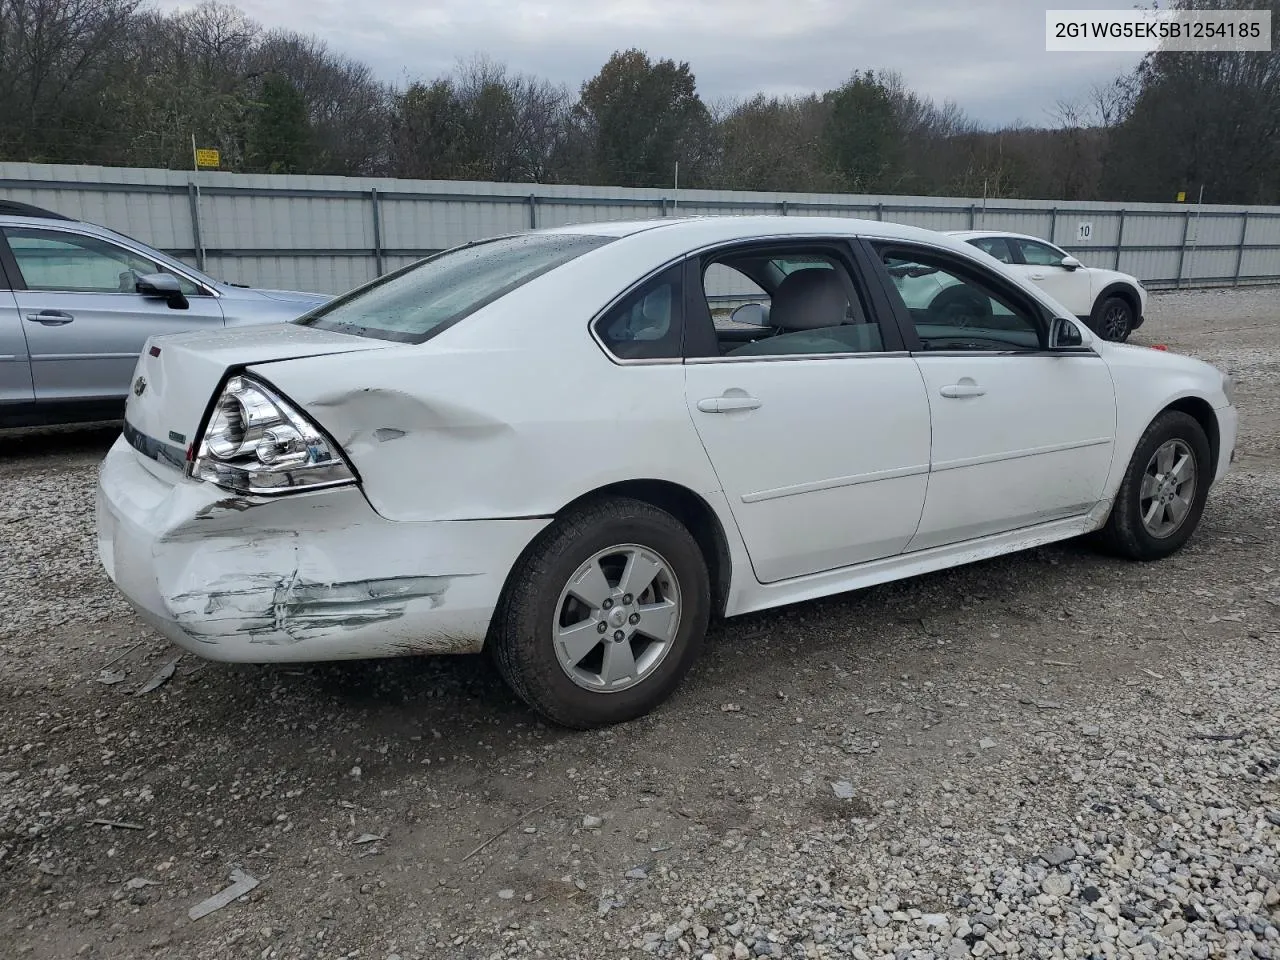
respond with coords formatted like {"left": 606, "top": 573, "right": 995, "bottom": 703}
{"left": 195, "top": 148, "right": 221, "bottom": 169}
{"left": 1176, "top": 190, "right": 1186, "bottom": 202}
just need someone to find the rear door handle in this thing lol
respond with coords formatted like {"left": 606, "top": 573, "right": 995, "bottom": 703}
{"left": 26, "top": 310, "right": 75, "bottom": 325}
{"left": 1029, "top": 272, "right": 1046, "bottom": 280}
{"left": 939, "top": 383, "right": 986, "bottom": 399}
{"left": 697, "top": 396, "right": 762, "bottom": 413}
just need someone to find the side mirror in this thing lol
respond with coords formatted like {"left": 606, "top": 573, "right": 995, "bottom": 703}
{"left": 136, "top": 273, "right": 189, "bottom": 310}
{"left": 1059, "top": 255, "right": 1082, "bottom": 271}
{"left": 730, "top": 302, "right": 768, "bottom": 326}
{"left": 1049, "top": 317, "right": 1085, "bottom": 350}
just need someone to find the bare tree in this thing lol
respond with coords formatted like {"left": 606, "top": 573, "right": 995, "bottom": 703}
{"left": 0, "top": 0, "right": 140, "bottom": 160}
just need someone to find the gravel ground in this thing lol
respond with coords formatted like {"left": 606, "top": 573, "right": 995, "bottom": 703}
{"left": 1, "top": 287, "right": 1276, "bottom": 960}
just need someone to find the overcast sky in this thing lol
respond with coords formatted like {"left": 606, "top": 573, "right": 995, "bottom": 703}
{"left": 153, "top": 0, "right": 1145, "bottom": 126}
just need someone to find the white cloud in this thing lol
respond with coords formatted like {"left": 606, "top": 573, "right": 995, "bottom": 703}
{"left": 152, "top": 0, "right": 1144, "bottom": 124}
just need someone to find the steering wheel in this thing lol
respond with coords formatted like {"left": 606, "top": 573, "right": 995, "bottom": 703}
{"left": 928, "top": 285, "right": 992, "bottom": 329}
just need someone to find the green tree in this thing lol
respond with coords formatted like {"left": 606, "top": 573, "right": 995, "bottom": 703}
{"left": 247, "top": 72, "right": 309, "bottom": 173}
{"left": 1101, "top": 0, "right": 1280, "bottom": 203}
{"left": 575, "top": 49, "right": 711, "bottom": 187}
{"left": 822, "top": 71, "right": 904, "bottom": 193}
{"left": 391, "top": 80, "right": 466, "bottom": 179}
{"left": 716, "top": 94, "right": 842, "bottom": 192}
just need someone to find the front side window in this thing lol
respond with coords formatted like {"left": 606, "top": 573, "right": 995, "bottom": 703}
{"left": 698, "top": 249, "right": 884, "bottom": 358}
{"left": 594, "top": 264, "right": 683, "bottom": 360}
{"left": 879, "top": 247, "right": 1042, "bottom": 352}
{"left": 1017, "top": 239, "right": 1068, "bottom": 267}
{"left": 966, "top": 236, "right": 1015, "bottom": 264}
{"left": 3, "top": 228, "right": 199, "bottom": 295}
{"left": 298, "top": 233, "right": 613, "bottom": 344}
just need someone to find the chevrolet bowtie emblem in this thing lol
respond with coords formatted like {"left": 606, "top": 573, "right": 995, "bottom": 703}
{"left": 133, "top": 376, "right": 147, "bottom": 397}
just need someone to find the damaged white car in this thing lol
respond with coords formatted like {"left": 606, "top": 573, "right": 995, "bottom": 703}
{"left": 96, "top": 216, "right": 1237, "bottom": 728}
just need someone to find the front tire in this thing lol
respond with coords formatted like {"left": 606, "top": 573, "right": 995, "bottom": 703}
{"left": 1096, "top": 411, "right": 1211, "bottom": 560}
{"left": 489, "top": 497, "right": 710, "bottom": 729}
{"left": 1093, "top": 295, "right": 1134, "bottom": 342}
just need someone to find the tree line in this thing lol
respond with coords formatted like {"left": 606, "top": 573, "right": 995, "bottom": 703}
{"left": 1, "top": 0, "right": 1277, "bottom": 204}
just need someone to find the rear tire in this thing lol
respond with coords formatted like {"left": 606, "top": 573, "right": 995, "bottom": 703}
{"left": 1092, "top": 295, "right": 1134, "bottom": 342}
{"left": 1095, "top": 411, "right": 1211, "bottom": 560}
{"left": 488, "top": 497, "right": 710, "bottom": 729}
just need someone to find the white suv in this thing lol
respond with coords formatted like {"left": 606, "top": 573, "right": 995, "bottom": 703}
{"left": 948, "top": 231, "right": 1147, "bottom": 342}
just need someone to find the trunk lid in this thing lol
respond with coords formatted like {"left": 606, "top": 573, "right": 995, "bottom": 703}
{"left": 123, "top": 324, "right": 387, "bottom": 474}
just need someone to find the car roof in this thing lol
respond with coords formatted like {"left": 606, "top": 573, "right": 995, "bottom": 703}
{"left": 0, "top": 200, "right": 72, "bottom": 220}
{"left": 0, "top": 214, "right": 86, "bottom": 230}
{"left": 542, "top": 214, "right": 973, "bottom": 250}
{"left": 948, "top": 229, "right": 1060, "bottom": 244}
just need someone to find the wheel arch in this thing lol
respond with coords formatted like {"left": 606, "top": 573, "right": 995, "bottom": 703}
{"left": 491, "top": 479, "right": 736, "bottom": 627}
{"left": 1160, "top": 396, "right": 1221, "bottom": 480}
{"left": 560, "top": 480, "right": 734, "bottom": 617}
{"left": 1092, "top": 281, "right": 1142, "bottom": 324}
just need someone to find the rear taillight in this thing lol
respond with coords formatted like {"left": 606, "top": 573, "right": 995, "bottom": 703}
{"left": 190, "top": 375, "right": 355, "bottom": 495}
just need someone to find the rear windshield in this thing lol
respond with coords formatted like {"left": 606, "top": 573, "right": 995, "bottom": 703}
{"left": 295, "top": 233, "right": 613, "bottom": 343}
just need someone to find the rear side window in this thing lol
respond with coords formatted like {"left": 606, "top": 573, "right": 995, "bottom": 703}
{"left": 966, "top": 236, "right": 1015, "bottom": 264}
{"left": 297, "top": 233, "right": 613, "bottom": 344}
{"left": 594, "top": 264, "right": 684, "bottom": 361}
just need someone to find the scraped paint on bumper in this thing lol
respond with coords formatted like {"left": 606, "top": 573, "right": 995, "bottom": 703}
{"left": 95, "top": 436, "right": 548, "bottom": 663}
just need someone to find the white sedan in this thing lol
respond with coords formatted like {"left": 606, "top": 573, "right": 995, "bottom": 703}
{"left": 948, "top": 230, "right": 1148, "bottom": 342}
{"left": 96, "top": 216, "right": 1237, "bottom": 728}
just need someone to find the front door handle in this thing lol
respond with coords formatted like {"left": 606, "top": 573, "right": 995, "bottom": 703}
{"left": 26, "top": 310, "right": 75, "bottom": 326}
{"left": 1029, "top": 272, "right": 1047, "bottom": 280}
{"left": 939, "top": 382, "right": 986, "bottom": 399}
{"left": 697, "top": 396, "right": 762, "bottom": 413}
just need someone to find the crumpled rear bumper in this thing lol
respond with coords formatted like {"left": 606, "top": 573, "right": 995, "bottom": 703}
{"left": 95, "top": 436, "right": 547, "bottom": 663}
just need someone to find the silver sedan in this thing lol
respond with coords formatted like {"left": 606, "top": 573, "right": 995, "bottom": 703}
{"left": 0, "top": 204, "right": 329, "bottom": 427}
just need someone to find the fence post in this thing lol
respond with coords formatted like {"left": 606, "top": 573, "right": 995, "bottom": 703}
{"left": 968, "top": 204, "right": 976, "bottom": 229}
{"left": 186, "top": 182, "right": 205, "bottom": 272}
{"left": 875, "top": 202, "right": 884, "bottom": 222}
{"left": 780, "top": 200, "right": 789, "bottom": 216}
{"left": 370, "top": 188, "right": 384, "bottom": 278}
{"left": 1233, "top": 211, "right": 1250, "bottom": 286}
{"left": 1175, "top": 207, "right": 1193, "bottom": 289}
{"left": 527, "top": 194, "right": 537, "bottom": 230}
{"left": 1114, "top": 209, "right": 1126, "bottom": 271}
{"left": 661, "top": 197, "right": 668, "bottom": 217}
{"left": 1048, "top": 207, "right": 1058, "bottom": 243}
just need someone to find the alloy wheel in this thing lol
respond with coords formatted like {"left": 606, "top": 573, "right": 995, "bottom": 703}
{"left": 1102, "top": 302, "right": 1131, "bottom": 340}
{"left": 1140, "top": 439, "right": 1197, "bottom": 538}
{"left": 552, "top": 544, "right": 682, "bottom": 692}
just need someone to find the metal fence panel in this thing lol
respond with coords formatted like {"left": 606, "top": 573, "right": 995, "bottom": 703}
{"left": 1240, "top": 247, "right": 1280, "bottom": 281}
{"left": 1248, "top": 216, "right": 1280, "bottom": 245}
{"left": 1182, "top": 248, "right": 1239, "bottom": 281}
{"left": 1, "top": 162, "right": 1277, "bottom": 295}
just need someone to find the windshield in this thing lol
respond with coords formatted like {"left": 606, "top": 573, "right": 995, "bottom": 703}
{"left": 295, "top": 233, "right": 613, "bottom": 343}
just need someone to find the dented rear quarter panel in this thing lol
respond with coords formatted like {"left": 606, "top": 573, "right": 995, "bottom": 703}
{"left": 252, "top": 233, "right": 734, "bottom": 527}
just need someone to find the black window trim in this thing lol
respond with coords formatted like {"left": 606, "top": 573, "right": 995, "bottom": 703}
{"left": 682, "top": 236, "right": 905, "bottom": 362}
{"left": 865, "top": 239, "right": 1096, "bottom": 356}
{"left": 0, "top": 232, "right": 18, "bottom": 291}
